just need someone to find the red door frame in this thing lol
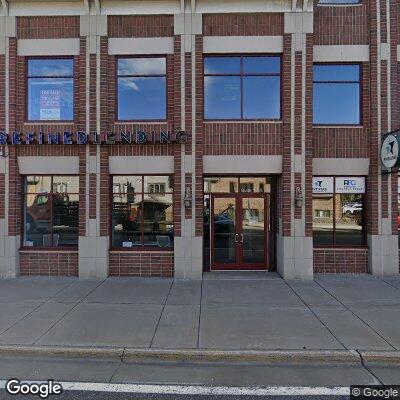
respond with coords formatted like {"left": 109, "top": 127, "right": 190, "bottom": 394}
{"left": 210, "top": 192, "right": 270, "bottom": 271}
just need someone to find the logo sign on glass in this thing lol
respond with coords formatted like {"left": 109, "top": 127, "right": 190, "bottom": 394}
{"left": 381, "top": 133, "right": 400, "bottom": 169}
{"left": 335, "top": 177, "right": 365, "bottom": 194}
{"left": 312, "top": 177, "right": 334, "bottom": 194}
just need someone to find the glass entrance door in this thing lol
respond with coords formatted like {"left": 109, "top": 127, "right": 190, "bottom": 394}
{"left": 241, "top": 196, "right": 266, "bottom": 266}
{"left": 210, "top": 194, "right": 268, "bottom": 270}
{"left": 211, "top": 196, "right": 237, "bottom": 268}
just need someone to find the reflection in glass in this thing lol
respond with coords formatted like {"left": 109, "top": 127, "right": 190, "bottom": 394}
{"left": 313, "top": 195, "right": 334, "bottom": 245}
{"left": 243, "top": 76, "right": 280, "bottom": 119}
{"left": 118, "top": 77, "right": 166, "bottom": 120}
{"left": 204, "top": 177, "right": 238, "bottom": 193}
{"left": 203, "top": 195, "right": 211, "bottom": 270}
{"left": 24, "top": 176, "right": 79, "bottom": 247}
{"left": 204, "top": 76, "right": 241, "bottom": 120}
{"left": 52, "top": 193, "right": 79, "bottom": 246}
{"left": 204, "top": 57, "right": 241, "bottom": 74}
{"left": 242, "top": 197, "right": 265, "bottom": 263}
{"left": 117, "top": 57, "right": 166, "bottom": 121}
{"left": 118, "top": 58, "right": 166, "bottom": 76}
{"left": 112, "top": 195, "right": 142, "bottom": 247}
{"left": 243, "top": 56, "right": 280, "bottom": 74}
{"left": 27, "top": 59, "right": 73, "bottom": 121}
{"left": 143, "top": 194, "right": 173, "bottom": 247}
{"left": 313, "top": 64, "right": 360, "bottom": 125}
{"left": 112, "top": 175, "right": 173, "bottom": 248}
{"left": 335, "top": 194, "right": 363, "bottom": 245}
{"left": 313, "top": 83, "right": 360, "bottom": 125}
{"left": 213, "top": 198, "right": 236, "bottom": 263}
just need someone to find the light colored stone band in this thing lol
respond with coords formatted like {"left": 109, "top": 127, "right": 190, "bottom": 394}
{"left": 203, "top": 36, "right": 283, "bottom": 54}
{"left": 18, "top": 38, "right": 80, "bottom": 56}
{"left": 203, "top": 155, "right": 282, "bottom": 174}
{"left": 313, "top": 45, "right": 370, "bottom": 62}
{"left": 108, "top": 37, "right": 174, "bottom": 55}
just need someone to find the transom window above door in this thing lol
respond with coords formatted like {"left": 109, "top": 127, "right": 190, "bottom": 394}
{"left": 204, "top": 56, "right": 281, "bottom": 120}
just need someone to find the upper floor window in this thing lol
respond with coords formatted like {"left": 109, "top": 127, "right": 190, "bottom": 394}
{"left": 204, "top": 56, "right": 281, "bottom": 120}
{"left": 23, "top": 176, "right": 79, "bottom": 248}
{"left": 27, "top": 59, "right": 74, "bottom": 121}
{"left": 313, "top": 64, "right": 361, "bottom": 125}
{"left": 117, "top": 57, "right": 167, "bottom": 121}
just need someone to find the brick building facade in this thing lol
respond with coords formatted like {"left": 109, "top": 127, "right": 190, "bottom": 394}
{"left": 0, "top": 0, "right": 398, "bottom": 280}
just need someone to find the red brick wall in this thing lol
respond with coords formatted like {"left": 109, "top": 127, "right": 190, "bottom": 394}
{"left": 20, "top": 251, "right": 78, "bottom": 276}
{"left": 314, "top": 1, "right": 370, "bottom": 45}
{"left": 109, "top": 251, "right": 173, "bottom": 277}
{"left": 108, "top": 15, "right": 174, "bottom": 38}
{"left": 17, "top": 16, "right": 80, "bottom": 39}
{"left": 203, "top": 13, "right": 284, "bottom": 36}
{"left": 314, "top": 248, "right": 368, "bottom": 273}
{"left": 203, "top": 122, "right": 282, "bottom": 155}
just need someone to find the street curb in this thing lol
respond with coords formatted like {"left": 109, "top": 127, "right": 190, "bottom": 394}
{"left": 359, "top": 351, "right": 400, "bottom": 366}
{"left": 123, "top": 348, "right": 362, "bottom": 364}
{"left": 0, "top": 345, "right": 362, "bottom": 364}
{"left": 0, "top": 345, "right": 124, "bottom": 360}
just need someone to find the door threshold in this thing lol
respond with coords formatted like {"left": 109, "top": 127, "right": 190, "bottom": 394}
{"left": 203, "top": 271, "right": 280, "bottom": 280}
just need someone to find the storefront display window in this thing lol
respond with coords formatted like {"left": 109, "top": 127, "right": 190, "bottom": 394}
{"left": 313, "top": 64, "right": 361, "bottom": 125}
{"left": 112, "top": 175, "right": 173, "bottom": 248}
{"left": 204, "top": 56, "right": 281, "bottom": 120}
{"left": 27, "top": 59, "right": 74, "bottom": 121}
{"left": 23, "top": 176, "right": 79, "bottom": 247}
{"left": 117, "top": 57, "right": 166, "bottom": 120}
{"left": 312, "top": 177, "right": 365, "bottom": 246}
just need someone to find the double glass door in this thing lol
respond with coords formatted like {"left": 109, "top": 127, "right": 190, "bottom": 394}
{"left": 210, "top": 194, "right": 269, "bottom": 270}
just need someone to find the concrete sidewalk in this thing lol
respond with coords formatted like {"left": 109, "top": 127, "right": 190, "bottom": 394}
{"left": 0, "top": 272, "right": 400, "bottom": 355}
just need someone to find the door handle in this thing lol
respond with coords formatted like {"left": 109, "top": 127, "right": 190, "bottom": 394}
{"left": 240, "top": 234, "right": 244, "bottom": 243}
{"left": 235, "top": 233, "right": 238, "bottom": 243}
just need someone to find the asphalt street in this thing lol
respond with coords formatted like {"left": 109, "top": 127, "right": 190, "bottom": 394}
{"left": 0, "top": 391, "right": 349, "bottom": 400}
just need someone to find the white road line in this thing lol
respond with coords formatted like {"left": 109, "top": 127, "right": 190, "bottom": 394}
{"left": 0, "top": 380, "right": 350, "bottom": 396}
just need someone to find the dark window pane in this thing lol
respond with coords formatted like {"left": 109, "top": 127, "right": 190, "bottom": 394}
{"left": 313, "top": 195, "right": 334, "bottom": 245}
{"left": 53, "top": 193, "right": 79, "bottom": 247}
{"left": 204, "top": 76, "right": 241, "bottom": 119}
{"left": 314, "top": 65, "right": 360, "bottom": 82}
{"left": 28, "top": 59, "right": 73, "bottom": 77}
{"left": 118, "top": 58, "right": 166, "bottom": 76}
{"left": 143, "top": 194, "right": 173, "bottom": 247}
{"left": 204, "top": 57, "right": 241, "bottom": 75}
{"left": 118, "top": 77, "right": 166, "bottom": 120}
{"left": 24, "top": 193, "right": 52, "bottom": 247}
{"left": 28, "top": 78, "right": 73, "bottom": 120}
{"left": 243, "top": 56, "right": 280, "bottom": 74}
{"left": 112, "top": 194, "right": 143, "bottom": 247}
{"left": 335, "top": 194, "right": 363, "bottom": 245}
{"left": 313, "top": 83, "right": 360, "bottom": 124}
{"left": 243, "top": 76, "right": 280, "bottom": 119}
